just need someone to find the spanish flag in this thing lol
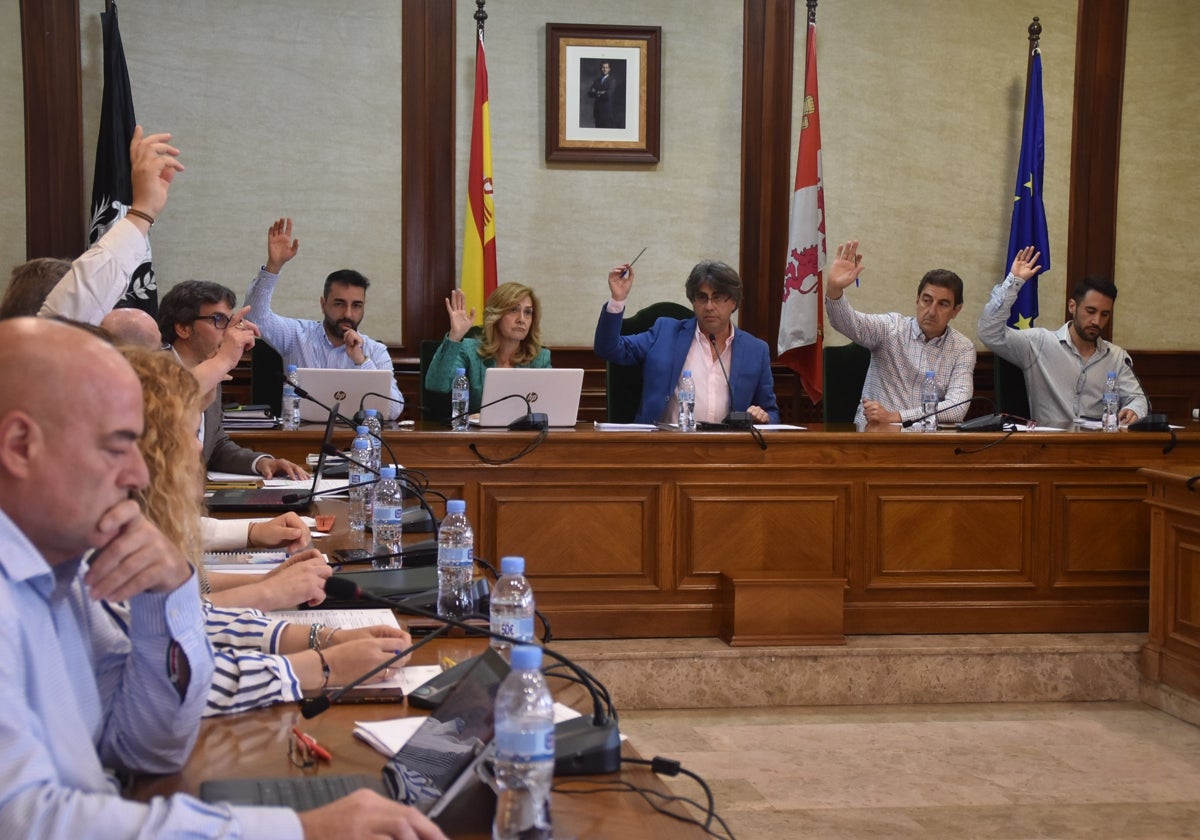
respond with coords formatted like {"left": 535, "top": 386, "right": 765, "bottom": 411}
{"left": 461, "top": 30, "right": 497, "bottom": 324}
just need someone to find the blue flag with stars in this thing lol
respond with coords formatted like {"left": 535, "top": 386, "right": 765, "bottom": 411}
{"left": 1005, "top": 50, "right": 1049, "bottom": 328}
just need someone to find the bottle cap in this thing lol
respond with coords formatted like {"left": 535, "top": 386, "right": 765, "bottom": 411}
{"left": 352, "top": 437, "right": 370, "bottom": 450}
{"left": 682, "top": 370, "right": 692, "bottom": 377}
{"left": 379, "top": 466, "right": 396, "bottom": 479}
{"left": 455, "top": 367, "right": 466, "bottom": 376}
{"left": 364, "top": 408, "right": 379, "bottom": 417}
{"left": 446, "top": 499, "right": 466, "bottom": 515}
{"left": 286, "top": 364, "right": 297, "bottom": 373}
{"left": 511, "top": 645, "right": 542, "bottom": 670}
{"left": 356, "top": 425, "right": 369, "bottom": 434}
{"left": 500, "top": 555, "right": 525, "bottom": 575}
{"left": 282, "top": 385, "right": 295, "bottom": 395}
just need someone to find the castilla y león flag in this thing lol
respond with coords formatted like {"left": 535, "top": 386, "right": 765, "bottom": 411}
{"left": 777, "top": 20, "right": 825, "bottom": 404}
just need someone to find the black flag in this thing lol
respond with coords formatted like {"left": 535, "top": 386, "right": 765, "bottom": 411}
{"left": 89, "top": 2, "right": 157, "bottom": 314}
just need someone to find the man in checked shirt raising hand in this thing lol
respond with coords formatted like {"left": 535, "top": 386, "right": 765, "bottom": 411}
{"left": 824, "top": 239, "right": 976, "bottom": 430}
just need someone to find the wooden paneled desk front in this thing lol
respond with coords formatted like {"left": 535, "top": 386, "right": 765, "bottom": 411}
{"left": 230, "top": 423, "right": 1200, "bottom": 639}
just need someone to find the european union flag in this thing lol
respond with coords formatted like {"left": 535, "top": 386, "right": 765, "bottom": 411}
{"left": 1005, "top": 51, "right": 1050, "bottom": 328}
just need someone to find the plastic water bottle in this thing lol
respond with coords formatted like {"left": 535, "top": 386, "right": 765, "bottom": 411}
{"left": 451, "top": 367, "right": 470, "bottom": 431}
{"left": 677, "top": 369, "right": 696, "bottom": 432}
{"left": 371, "top": 466, "right": 403, "bottom": 568}
{"left": 922, "top": 370, "right": 939, "bottom": 432}
{"left": 490, "top": 556, "right": 535, "bottom": 662}
{"left": 347, "top": 428, "right": 373, "bottom": 531}
{"left": 492, "top": 645, "right": 554, "bottom": 840}
{"left": 362, "top": 408, "right": 383, "bottom": 466}
{"left": 280, "top": 385, "right": 301, "bottom": 431}
{"left": 1102, "top": 370, "right": 1120, "bottom": 432}
{"left": 285, "top": 363, "right": 299, "bottom": 387}
{"left": 437, "top": 499, "right": 476, "bottom": 619}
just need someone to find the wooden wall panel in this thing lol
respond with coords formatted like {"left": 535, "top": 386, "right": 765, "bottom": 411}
{"left": 480, "top": 482, "right": 661, "bottom": 588}
{"left": 679, "top": 485, "right": 848, "bottom": 583}
{"left": 1050, "top": 481, "right": 1149, "bottom": 582}
{"left": 868, "top": 486, "right": 1034, "bottom": 582}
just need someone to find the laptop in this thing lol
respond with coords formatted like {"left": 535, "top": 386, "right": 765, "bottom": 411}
{"left": 205, "top": 403, "right": 338, "bottom": 514}
{"left": 295, "top": 368, "right": 395, "bottom": 423}
{"left": 478, "top": 368, "right": 584, "bottom": 428}
{"left": 200, "top": 648, "right": 509, "bottom": 836}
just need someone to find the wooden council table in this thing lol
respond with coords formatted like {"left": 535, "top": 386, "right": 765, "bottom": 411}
{"left": 231, "top": 422, "right": 1200, "bottom": 640}
{"left": 129, "top": 639, "right": 710, "bottom": 838}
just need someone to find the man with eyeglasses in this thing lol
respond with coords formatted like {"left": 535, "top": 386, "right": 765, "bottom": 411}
{"left": 243, "top": 218, "right": 405, "bottom": 420}
{"left": 824, "top": 240, "right": 976, "bottom": 430}
{"left": 594, "top": 259, "right": 779, "bottom": 425}
{"left": 158, "top": 280, "right": 308, "bottom": 479}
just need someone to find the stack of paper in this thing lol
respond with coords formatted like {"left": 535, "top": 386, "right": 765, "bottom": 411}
{"left": 353, "top": 701, "right": 584, "bottom": 758}
{"left": 222, "top": 406, "right": 277, "bottom": 429}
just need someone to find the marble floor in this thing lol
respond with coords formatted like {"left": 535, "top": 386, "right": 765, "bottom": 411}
{"left": 619, "top": 702, "right": 1200, "bottom": 839}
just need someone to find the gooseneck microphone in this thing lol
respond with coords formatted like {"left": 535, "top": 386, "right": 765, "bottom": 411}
{"left": 299, "top": 622, "right": 453, "bottom": 718}
{"left": 354, "top": 391, "right": 405, "bottom": 426}
{"left": 707, "top": 333, "right": 752, "bottom": 428}
{"left": 447, "top": 393, "right": 548, "bottom": 432}
{"left": 294, "top": 385, "right": 400, "bottom": 468}
{"left": 901, "top": 396, "right": 994, "bottom": 429}
{"left": 280, "top": 476, "right": 379, "bottom": 505}
{"left": 322, "top": 575, "right": 622, "bottom": 775}
{"left": 325, "top": 444, "right": 440, "bottom": 537}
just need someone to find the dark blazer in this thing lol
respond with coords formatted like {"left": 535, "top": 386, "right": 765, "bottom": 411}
{"left": 202, "top": 385, "right": 270, "bottom": 475}
{"left": 593, "top": 305, "right": 780, "bottom": 425}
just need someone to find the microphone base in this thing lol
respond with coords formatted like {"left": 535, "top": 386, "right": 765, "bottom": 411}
{"left": 554, "top": 716, "right": 622, "bottom": 776}
{"left": 1129, "top": 412, "right": 1170, "bottom": 432}
{"left": 724, "top": 411, "right": 754, "bottom": 429}
{"left": 507, "top": 413, "right": 549, "bottom": 431}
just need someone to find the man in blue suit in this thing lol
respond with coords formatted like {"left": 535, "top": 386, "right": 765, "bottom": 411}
{"left": 594, "top": 260, "right": 780, "bottom": 425}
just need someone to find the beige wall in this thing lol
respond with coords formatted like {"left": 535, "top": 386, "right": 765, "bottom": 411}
{"left": 814, "top": 0, "right": 1077, "bottom": 347}
{"left": 80, "top": 0, "right": 406, "bottom": 341}
{"left": 1116, "top": 0, "right": 1200, "bottom": 350}
{"left": 454, "top": 0, "right": 744, "bottom": 346}
{"left": 2, "top": 1, "right": 1196, "bottom": 350}
{"left": 0, "top": 1, "right": 26, "bottom": 277}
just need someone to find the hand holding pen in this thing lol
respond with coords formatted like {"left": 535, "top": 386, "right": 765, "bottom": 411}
{"left": 607, "top": 247, "right": 646, "bottom": 303}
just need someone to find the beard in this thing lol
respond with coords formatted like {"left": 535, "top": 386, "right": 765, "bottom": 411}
{"left": 323, "top": 315, "right": 360, "bottom": 339}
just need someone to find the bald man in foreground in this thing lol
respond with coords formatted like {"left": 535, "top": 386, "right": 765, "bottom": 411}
{"left": 0, "top": 319, "right": 446, "bottom": 839}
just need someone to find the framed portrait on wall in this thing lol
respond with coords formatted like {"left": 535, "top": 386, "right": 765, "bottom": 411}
{"left": 545, "top": 23, "right": 662, "bottom": 163}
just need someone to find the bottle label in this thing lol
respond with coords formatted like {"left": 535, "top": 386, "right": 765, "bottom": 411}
{"left": 438, "top": 546, "right": 471, "bottom": 567}
{"left": 349, "top": 472, "right": 369, "bottom": 486}
{"left": 374, "top": 506, "right": 402, "bottom": 525}
{"left": 492, "top": 614, "right": 535, "bottom": 642}
{"left": 495, "top": 723, "right": 554, "bottom": 762}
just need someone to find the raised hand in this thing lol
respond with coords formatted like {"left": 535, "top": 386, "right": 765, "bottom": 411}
{"left": 1010, "top": 245, "right": 1042, "bottom": 281}
{"left": 444, "top": 288, "right": 477, "bottom": 341}
{"left": 826, "top": 240, "right": 865, "bottom": 298}
{"left": 607, "top": 264, "right": 634, "bottom": 302}
{"left": 128, "top": 125, "right": 184, "bottom": 223}
{"left": 265, "top": 217, "right": 300, "bottom": 274}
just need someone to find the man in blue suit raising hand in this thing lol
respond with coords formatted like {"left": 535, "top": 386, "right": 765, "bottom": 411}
{"left": 594, "top": 259, "right": 779, "bottom": 426}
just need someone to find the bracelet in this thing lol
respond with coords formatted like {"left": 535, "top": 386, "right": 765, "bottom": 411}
{"left": 315, "top": 648, "right": 331, "bottom": 690}
{"left": 126, "top": 207, "right": 156, "bottom": 227}
{"left": 308, "top": 623, "right": 325, "bottom": 651}
{"left": 322, "top": 626, "right": 339, "bottom": 648}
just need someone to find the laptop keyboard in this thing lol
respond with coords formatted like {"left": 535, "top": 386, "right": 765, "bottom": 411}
{"left": 207, "top": 773, "right": 380, "bottom": 810}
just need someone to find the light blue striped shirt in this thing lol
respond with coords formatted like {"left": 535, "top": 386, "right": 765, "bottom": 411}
{"left": 246, "top": 269, "right": 405, "bottom": 420}
{"left": 0, "top": 509, "right": 301, "bottom": 838}
{"left": 203, "top": 604, "right": 302, "bottom": 716}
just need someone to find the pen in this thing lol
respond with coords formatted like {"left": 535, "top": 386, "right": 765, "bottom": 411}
{"left": 620, "top": 246, "right": 647, "bottom": 278}
{"left": 291, "top": 726, "right": 332, "bottom": 761}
